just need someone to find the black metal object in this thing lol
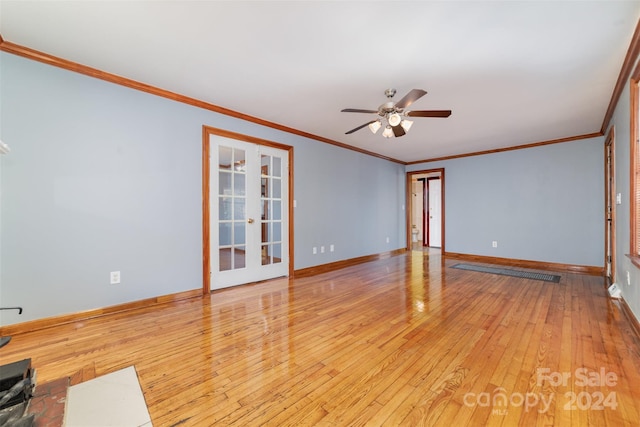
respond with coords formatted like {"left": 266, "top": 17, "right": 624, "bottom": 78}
{"left": 0, "top": 307, "right": 24, "bottom": 350}
{"left": 0, "top": 315, "right": 35, "bottom": 427}
{"left": 0, "top": 402, "right": 32, "bottom": 426}
{"left": 0, "top": 360, "right": 35, "bottom": 426}
{"left": 0, "top": 360, "right": 34, "bottom": 410}
{"left": 0, "top": 308, "right": 22, "bottom": 315}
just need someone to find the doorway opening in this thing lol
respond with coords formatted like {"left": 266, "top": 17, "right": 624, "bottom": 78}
{"left": 406, "top": 169, "right": 445, "bottom": 252}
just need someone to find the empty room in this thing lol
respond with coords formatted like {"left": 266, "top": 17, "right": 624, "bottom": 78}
{"left": 2, "top": 1, "right": 640, "bottom": 426}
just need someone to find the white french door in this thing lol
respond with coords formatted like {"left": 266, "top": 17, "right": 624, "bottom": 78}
{"left": 210, "top": 135, "right": 289, "bottom": 290}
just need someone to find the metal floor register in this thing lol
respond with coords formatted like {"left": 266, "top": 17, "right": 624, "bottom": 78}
{"left": 451, "top": 263, "right": 561, "bottom": 283}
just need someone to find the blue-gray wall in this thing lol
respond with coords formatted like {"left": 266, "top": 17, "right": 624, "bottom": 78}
{"left": 607, "top": 54, "right": 640, "bottom": 323}
{"left": 1, "top": 48, "right": 626, "bottom": 328}
{"left": 407, "top": 137, "right": 605, "bottom": 267}
{"left": 0, "top": 52, "right": 405, "bottom": 325}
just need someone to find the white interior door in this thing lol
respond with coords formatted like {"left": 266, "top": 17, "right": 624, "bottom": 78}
{"left": 210, "top": 136, "right": 289, "bottom": 290}
{"left": 428, "top": 178, "right": 442, "bottom": 248}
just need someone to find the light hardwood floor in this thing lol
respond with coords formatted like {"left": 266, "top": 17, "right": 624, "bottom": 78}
{"left": 2, "top": 251, "right": 640, "bottom": 426}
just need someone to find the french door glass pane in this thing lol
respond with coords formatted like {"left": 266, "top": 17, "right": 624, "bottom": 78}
{"left": 219, "top": 198, "right": 231, "bottom": 220}
{"left": 233, "top": 198, "right": 245, "bottom": 220}
{"left": 234, "top": 223, "right": 246, "bottom": 245}
{"left": 235, "top": 247, "right": 246, "bottom": 269}
{"left": 272, "top": 178, "right": 281, "bottom": 198}
{"left": 219, "top": 223, "right": 231, "bottom": 246}
{"left": 234, "top": 174, "right": 246, "bottom": 196}
{"left": 219, "top": 172, "right": 231, "bottom": 194}
{"left": 273, "top": 200, "right": 281, "bottom": 220}
{"left": 273, "top": 157, "right": 282, "bottom": 177}
{"left": 220, "top": 248, "right": 232, "bottom": 271}
{"left": 273, "top": 222, "right": 281, "bottom": 241}
{"left": 234, "top": 149, "right": 246, "bottom": 172}
{"left": 219, "top": 146, "right": 232, "bottom": 170}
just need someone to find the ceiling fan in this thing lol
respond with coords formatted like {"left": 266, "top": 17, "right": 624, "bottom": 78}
{"left": 341, "top": 88, "right": 451, "bottom": 138}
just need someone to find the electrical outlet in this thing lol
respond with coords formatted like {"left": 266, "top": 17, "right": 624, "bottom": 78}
{"left": 110, "top": 271, "right": 121, "bottom": 285}
{"left": 627, "top": 271, "right": 631, "bottom": 286}
{"left": 330, "top": 244, "right": 335, "bottom": 252}
{"left": 386, "top": 237, "right": 390, "bottom": 243}
{"left": 321, "top": 246, "right": 325, "bottom": 253}
{"left": 492, "top": 241, "right": 498, "bottom": 248}
{"left": 312, "top": 247, "right": 317, "bottom": 255}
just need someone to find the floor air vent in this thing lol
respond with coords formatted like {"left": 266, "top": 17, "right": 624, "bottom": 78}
{"left": 451, "top": 263, "right": 561, "bottom": 283}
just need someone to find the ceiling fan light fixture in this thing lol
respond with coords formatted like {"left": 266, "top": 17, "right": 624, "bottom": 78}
{"left": 382, "top": 126, "right": 394, "bottom": 138}
{"left": 388, "top": 112, "right": 401, "bottom": 127}
{"left": 368, "top": 120, "right": 382, "bottom": 134}
{"left": 400, "top": 119, "right": 413, "bottom": 132}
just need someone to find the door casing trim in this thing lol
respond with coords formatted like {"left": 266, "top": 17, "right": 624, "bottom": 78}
{"left": 202, "top": 125, "right": 294, "bottom": 294}
{"left": 604, "top": 126, "right": 616, "bottom": 285}
{"left": 406, "top": 168, "right": 445, "bottom": 252}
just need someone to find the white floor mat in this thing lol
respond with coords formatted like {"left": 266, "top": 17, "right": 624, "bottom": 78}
{"left": 64, "top": 365, "right": 152, "bottom": 427}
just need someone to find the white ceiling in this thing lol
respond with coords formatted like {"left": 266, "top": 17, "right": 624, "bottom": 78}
{"left": 1, "top": 1, "right": 639, "bottom": 163}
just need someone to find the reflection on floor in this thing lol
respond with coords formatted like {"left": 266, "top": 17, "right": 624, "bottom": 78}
{"left": 411, "top": 241, "right": 441, "bottom": 254}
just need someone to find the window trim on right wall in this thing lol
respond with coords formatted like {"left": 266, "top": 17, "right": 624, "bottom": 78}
{"left": 630, "top": 61, "right": 640, "bottom": 266}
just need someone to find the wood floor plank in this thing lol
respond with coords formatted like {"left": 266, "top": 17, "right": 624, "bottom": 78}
{"left": 1, "top": 251, "right": 639, "bottom": 426}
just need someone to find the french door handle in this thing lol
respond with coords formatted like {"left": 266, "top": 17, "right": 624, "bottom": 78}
{"left": 247, "top": 218, "right": 255, "bottom": 224}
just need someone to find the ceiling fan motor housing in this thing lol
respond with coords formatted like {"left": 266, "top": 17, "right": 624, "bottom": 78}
{"left": 379, "top": 101, "right": 398, "bottom": 116}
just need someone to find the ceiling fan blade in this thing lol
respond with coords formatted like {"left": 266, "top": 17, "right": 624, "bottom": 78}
{"left": 392, "top": 125, "right": 406, "bottom": 137}
{"left": 345, "top": 120, "right": 377, "bottom": 134}
{"left": 406, "top": 110, "right": 452, "bottom": 118}
{"left": 395, "top": 89, "right": 427, "bottom": 110}
{"left": 341, "top": 108, "right": 378, "bottom": 114}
